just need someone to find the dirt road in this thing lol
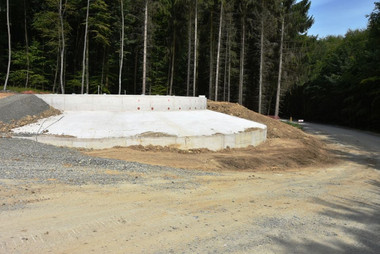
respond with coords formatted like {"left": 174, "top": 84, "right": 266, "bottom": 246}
{"left": 0, "top": 124, "right": 379, "bottom": 253}
{"left": 303, "top": 122, "right": 379, "bottom": 168}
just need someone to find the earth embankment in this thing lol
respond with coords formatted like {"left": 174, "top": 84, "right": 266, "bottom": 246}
{"left": 86, "top": 101, "right": 333, "bottom": 171}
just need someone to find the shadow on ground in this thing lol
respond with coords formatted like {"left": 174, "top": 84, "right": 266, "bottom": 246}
{"left": 330, "top": 145, "right": 380, "bottom": 170}
{"left": 273, "top": 180, "right": 380, "bottom": 254}
{"left": 303, "top": 124, "right": 380, "bottom": 170}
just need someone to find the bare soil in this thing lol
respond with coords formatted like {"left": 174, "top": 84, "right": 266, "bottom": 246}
{"left": 0, "top": 92, "right": 14, "bottom": 99}
{"left": 1, "top": 146, "right": 379, "bottom": 253}
{"left": 85, "top": 101, "right": 333, "bottom": 171}
{"left": 1, "top": 97, "right": 379, "bottom": 253}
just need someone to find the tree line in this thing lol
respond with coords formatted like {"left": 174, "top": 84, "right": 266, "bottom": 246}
{"left": 0, "top": 0, "right": 313, "bottom": 118}
{"left": 284, "top": 2, "right": 380, "bottom": 132}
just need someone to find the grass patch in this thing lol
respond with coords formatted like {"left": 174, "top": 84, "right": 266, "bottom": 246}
{"left": 283, "top": 121, "right": 303, "bottom": 130}
{"left": 1, "top": 86, "right": 49, "bottom": 94}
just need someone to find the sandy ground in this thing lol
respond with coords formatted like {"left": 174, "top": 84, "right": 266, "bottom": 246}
{"left": 0, "top": 93, "right": 13, "bottom": 99}
{"left": 1, "top": 124, "right": 379, "bottom": 253}
{"left": 84, "top": 137, "right": 330, "bottom": 172}
{"left": 1, "top": 95, "right": 379, "bottom": 253}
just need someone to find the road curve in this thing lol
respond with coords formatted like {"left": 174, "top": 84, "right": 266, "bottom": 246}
{"left": 303, "top": 122, "right": 380, "bottom": 170}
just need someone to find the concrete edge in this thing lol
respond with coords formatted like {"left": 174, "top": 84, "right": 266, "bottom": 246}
{"left": 14, "top": 128, "right": 267, "bottom": 151}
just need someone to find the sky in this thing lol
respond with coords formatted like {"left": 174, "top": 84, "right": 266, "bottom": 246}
{"left": 305, "top": 0, "right": 376, "bottom": 38}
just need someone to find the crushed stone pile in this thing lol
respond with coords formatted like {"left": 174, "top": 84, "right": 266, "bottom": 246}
{"left": 0, "top": 94, "right": 61, "bottom": 133}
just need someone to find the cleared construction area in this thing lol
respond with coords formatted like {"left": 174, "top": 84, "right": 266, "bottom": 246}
{"left": 11, "top": 94, "right": 267, "bottom": 150}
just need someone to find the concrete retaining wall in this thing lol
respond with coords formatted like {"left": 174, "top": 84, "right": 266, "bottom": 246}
{"left": 36, "top": 94, "right": 207, "bottom": 112}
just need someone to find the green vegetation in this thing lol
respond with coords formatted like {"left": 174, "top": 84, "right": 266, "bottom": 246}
{"left": 284, "top": 2, "right": 380, "bottom": 132}
{"left": 283, "top": 120, "right": 303, "bottom": 130}
{"left": 0, "top": 86, "right": 47, "bottom": 94}
{"left": 0, "top": 0, "right": 313, "bottom": 114}
{"left": 1, "top": 0, "right": 379, "bottom": 131}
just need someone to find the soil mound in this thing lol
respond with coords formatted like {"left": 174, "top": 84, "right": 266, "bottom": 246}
{"left": 0, "top": 92, "right": 14, "bottom": 99}
{"left": 207, "top": 100, "right": 303, "bottom": 139}
{"left": 85, "top": 101, "right": 334, "bottom": 171}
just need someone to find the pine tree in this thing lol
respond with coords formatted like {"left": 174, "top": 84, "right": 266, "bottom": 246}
{"left": 119, "top": 0, "right": 125, "bottom": 95}
{"left": 142, "top": 0, "right": 148, "bottom": 95}
{"left": 193, "top": 0, "right": 198, "bottom": 96}
{"left": 214, "top": 1, "right": 223, "bottom": 101}
{"left": 3, "top": 0, "right": 11, "bottom": 91}
{"left": 81, "top": 0, "right": 90, "bottom": 94}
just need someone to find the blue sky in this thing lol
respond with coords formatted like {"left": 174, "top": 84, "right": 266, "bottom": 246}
{"left": 306, "top": 0, "right": 376, "bottom": 38}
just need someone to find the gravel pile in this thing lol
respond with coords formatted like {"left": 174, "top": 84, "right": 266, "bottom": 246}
{"left": 0, "top": 138, "right": 217, "bottom": 186}
{"left": 0, "top": 94, "right": 50, "bottom": 124}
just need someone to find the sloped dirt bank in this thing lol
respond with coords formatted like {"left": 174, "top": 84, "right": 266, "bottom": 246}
{"left": 85, "top": 101, "right": 333, "bottom": 171}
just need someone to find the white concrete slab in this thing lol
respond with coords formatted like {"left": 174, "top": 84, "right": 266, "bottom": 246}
{"left": 13, "top": 110, "right": 264, "bottom": 137}
{"left": 12, "top": 95, "right": 267, "bottom": 150}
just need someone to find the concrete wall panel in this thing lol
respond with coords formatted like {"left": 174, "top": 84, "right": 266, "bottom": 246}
{"left": 36, "top": 94, "right": 207, "bottom": 112}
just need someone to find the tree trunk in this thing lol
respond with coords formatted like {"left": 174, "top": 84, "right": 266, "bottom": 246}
{"left": 227, "top": 19, "right": 231, "bottom": 102}
{"left": 208, "top": 10, "right": 214, "bottom": 100}
{"left": 227, "top": 44, "right": 231, "bottom": 102}
{"left": 214, "top": 2, "right": 223, "bottom": 102}
{"left": 86, "top": 38, "right": 89, "bottom": 94}
{"left": 258, "top": 18, "right": 264, "bottom": 114}
{"left": 186, "top": 10, "right": 192, "bottom": 96}
{"left": 24, "top": 0, "right": 29, "bottom": 88}
{"left": 275, "top": 17, "right": 285, "bottom": 118}
{"left": 238, "top": 16, "right": 245, "bottom": 105}
{"left": 4, "top": 0, "right": 11, "bottom": 91}
{"left": 169, "top": 32, "right": 176, "bottom": 96}
{"left": 118, "top": 0, "right": 125, "bottom": 95}
{"left": 104, "top": 45, "right": 109, "bottom": 90}
{"left": 81, "top": 0, "right": 90, "bottom": 94}
{"left": 192, "top": 0, "right": 198, "bottom": 97}
{"left": 223, "top": 27, "right": 228, "bottom": 101}
{"left": 59, "top": 0, "right": 65, "bottom": 94}
{"left": 134, "top": 49, "right": 138, "bottom": 94}
{"left": 142, "top": 0, "right": 148, "bottom": 95}
{"left": 53, "top": 50, "right": 59, "bottom": 93}
{"left": 100, "top": 47, "right": 106, "bottom": 93}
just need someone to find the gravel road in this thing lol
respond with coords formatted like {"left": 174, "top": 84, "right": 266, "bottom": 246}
{"left": 303, "top": 122, "right": 380, "bottom": 169}
{"left": 0, "top": 124, "right": 379, "bottom": 253}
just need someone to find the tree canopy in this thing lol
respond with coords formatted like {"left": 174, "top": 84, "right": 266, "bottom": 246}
{"left": 284, "top": 2, "right": 380, "bottom": 132}
{"left": 1, "top": 0, "right": 378, "bottom": 131}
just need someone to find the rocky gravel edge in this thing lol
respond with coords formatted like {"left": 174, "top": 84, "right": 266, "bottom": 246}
{"left": 0, "top": 138, "right": 217, "bottom": 186}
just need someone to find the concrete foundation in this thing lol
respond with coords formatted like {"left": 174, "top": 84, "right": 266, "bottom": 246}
{"left": 13, "top": 95, "right": 267, "bottom": 151}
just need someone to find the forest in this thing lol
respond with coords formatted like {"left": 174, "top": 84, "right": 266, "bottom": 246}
{"left": 0, "top": 0, "right": 379, "bottom": 131}
{"left": 284, "top": 2, "right": 380, "bottom": 131}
